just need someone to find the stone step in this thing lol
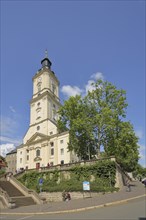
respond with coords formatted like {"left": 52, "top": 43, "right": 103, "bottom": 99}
{"left": 11, "top": 196, "right": 36, "bottom": 207}
{"left": 0, "top": 181, "right": 24, "bottom": 197}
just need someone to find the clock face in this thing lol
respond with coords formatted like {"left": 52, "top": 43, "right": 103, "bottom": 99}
{"left": 38, "top": 77, "right": 42, "bottom": 82}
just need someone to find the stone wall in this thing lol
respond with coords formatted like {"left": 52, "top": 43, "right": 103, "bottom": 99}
{"left": 39, "top": 191, "right": 110, "bottom": 202}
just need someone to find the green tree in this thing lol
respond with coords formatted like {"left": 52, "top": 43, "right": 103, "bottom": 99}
{"left": 133, "top": 164, "right": 146, "bottom": 179}
{"left": 86, "top": 80, "right": 128, "bottom": 156}
{"left": 58, "top": 95, "right": 96, "bottom": 159}
{"left": 105, "top": 121, "right": 139, "bottom": 171}
{"left": 57, "top": 80, "right": 139, "bottom": 171}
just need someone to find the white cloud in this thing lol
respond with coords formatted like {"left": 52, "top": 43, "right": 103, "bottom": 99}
{"left": 85, "top": 80, "right": 95, "bottom": 94}
{"left": 0, "top": 116, "right": 22, "bottom": 151}
{"left": 61, "top": 72, "right": 105, "bottom": 98}
{"left": 61, "top": 85, "right": 82, "bottom": 98}
{"left": 0, "top": 136, "right": 21, "bottom": 145}
{"left": 0, "top": 143, "right": 16, "bottom": 157}
{"left": 91, "top": 72, "right": 104, "bottom": 81}
{"left": 85, "top": 72, "right": 104, "bottom": 94}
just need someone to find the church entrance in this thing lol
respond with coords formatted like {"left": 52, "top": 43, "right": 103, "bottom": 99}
{"left": 36, "top": 163, "right": 40, "bottom": 169}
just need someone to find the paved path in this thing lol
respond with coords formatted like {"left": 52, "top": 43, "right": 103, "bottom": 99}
{"left": 1, "top": 181, "right": 146, "bottom": 215}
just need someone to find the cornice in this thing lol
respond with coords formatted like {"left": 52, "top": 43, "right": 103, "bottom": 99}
{"left": 30, "top": 90, "right": 61, "bottom": 105}
{"left": 29, "top": 117, "right": 57, "bottom": 128}
{"left": 27, "top": 137, "right": 50, "bottom": 146}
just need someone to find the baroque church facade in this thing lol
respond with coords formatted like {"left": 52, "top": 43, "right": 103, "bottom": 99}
{"left": 17, "top": 54, "right": 77, "bottom": 171}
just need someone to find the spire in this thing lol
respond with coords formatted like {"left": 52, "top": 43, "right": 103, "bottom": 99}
{"left": 41, "top": 49, "right": 52, "bottom": 69}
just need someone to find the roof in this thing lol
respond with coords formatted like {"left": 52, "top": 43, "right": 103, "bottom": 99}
{"left": 16, "top": 144, "right": 24, "bottom": 149}
{"left": 6, "top": 148, "right": 17, "bottom": 155}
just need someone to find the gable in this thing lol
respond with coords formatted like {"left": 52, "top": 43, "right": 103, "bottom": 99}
{"left": 26, "top": 132, "right": 50, "bottom": 145}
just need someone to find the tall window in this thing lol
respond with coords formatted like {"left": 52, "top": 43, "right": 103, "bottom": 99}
{"left": 36, "top": 108, "right": 41, "bottom": 119}
{"left": 37, "top": 83, "right": 41, "bottom": 92}
{"left": 36, "top": 149, "right": 40, "bottom": 157}
{"left": 52, "top": 104, "right": 57, "bottom": 121}
{"left": 60, "top": 148, "right": 64, "bottom": 155}
{"left": 52, "top": 84, "right": 56, "bottom": 94}
{"left": 51, "top": 148, "right": 54, "bottom": 156}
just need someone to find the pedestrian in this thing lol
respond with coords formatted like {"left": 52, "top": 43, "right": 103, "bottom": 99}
{"left": 66, "top": 192, "right": 71, "bottom": 201}
{"left": 142, "top": 178, "right": 146, "bottom": 187}
{"left": 62, "top": 190, "right": 66, "bottom": 201}
{"left": 126, "top": 180, "right": 131, "bottom": 192}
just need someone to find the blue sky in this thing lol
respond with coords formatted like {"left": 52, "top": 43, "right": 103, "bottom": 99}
{"left": 0, "top": 1, "right": 145, "bottom": 167}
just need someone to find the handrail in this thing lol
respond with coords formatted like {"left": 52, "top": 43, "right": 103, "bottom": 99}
{"left": 115, "top": 162, "right": 133, "bottom": 186}
{"left": 0, "top": 187, "right": 11, "bottom": 202}
{"left": 10, "top": 176, "right": 29, "bottom": 194}
{"left": 27, "top": 188, "right": 43, "bottom": 204}
{"left": 10, "top": 176, "right": 42, "bottom": 204}
{"left": 14, "top": 170, "right": 25, "bottom": 178}
{"left": 0, "top": 187, "right": 15, "bottom": 208}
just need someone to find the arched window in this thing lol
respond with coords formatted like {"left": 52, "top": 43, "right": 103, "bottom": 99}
{"left": 50, "top": 142, "right": 54, "bottom": 147}
{"left": 36, "top": 149, "right": 40, "bottom": 157}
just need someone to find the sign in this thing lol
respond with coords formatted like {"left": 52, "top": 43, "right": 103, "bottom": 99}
{"left": 83, "top": 181, "right": 90, "bottom": 191}
{"left": 39, "top": 178, "right": 43, "bottom": 185}
{"left": 39, "top": 178, "right": 43, "bottom": 193}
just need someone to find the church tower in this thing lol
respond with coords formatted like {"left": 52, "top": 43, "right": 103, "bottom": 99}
{"left": 17, "top": 52, "right": 77, "bottom": 171}
{"left": 23, "top": 51, "right": 61, "bottom": 144}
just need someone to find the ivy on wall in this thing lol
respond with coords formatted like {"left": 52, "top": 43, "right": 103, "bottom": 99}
{"left": 18, "top": 160, "right": 117, "bottom": 193}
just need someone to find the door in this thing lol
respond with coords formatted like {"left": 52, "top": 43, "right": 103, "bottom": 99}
{"left": 36, "top": 163, "right": 40, "bottom": 169}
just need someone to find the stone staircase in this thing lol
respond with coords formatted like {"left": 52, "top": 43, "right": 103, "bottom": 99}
{"left": 0, "top": 180, "right": 37, "bottom": 208}
{"left": 10, "top": 196, "right": 36, "bottom": 207}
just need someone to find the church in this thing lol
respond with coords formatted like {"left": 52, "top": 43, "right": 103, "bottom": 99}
{"left": 16, "top": 53, "right": 77, "bottom": 171}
